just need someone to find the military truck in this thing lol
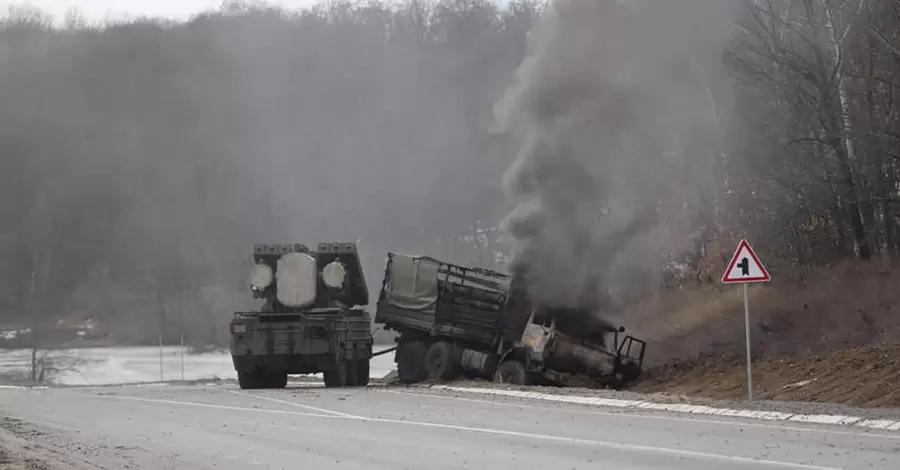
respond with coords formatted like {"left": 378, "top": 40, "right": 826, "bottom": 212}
{"left": 229, "top": 243, "right": 374, "bottom": 389}
{"left": 373, "top": 253, "right": 646, "bottom": 388}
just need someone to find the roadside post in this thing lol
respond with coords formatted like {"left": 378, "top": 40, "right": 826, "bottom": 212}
{"left": 180, "top": 332, "right": 185, "bottom": 381}
{"left": 158, "top": 333, "right": 164, "bottom": 382}
{"left": 721, "top": 239, "right": 771, "bottom": 402}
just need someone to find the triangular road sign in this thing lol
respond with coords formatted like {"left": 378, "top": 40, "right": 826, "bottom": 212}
{"left": 721, "top": 239, "right": 771, "bottom": 283}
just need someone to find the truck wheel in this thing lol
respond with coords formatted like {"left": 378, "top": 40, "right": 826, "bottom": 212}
{"left": 357, "top": 359, "right": 370, "bottom": 386}
{"left": 238, "top": 370, "right": 264, "bottom": 389}
{"left": 268, "top": 371, "right": 288, "bottom": 389}
{"left": 425, "top": 341, "right": 461, "bottom": 381}
{"left": 345, "top": 360, "right": 360, "bottom": 387}
{"left": 494, "top": 360, "right": 529, "bottom": 386}
{"left": 613, "top": 365, "right": 640, "bottom": 390}
{"left": 324, "top": 360, "right": 348, "bottom": 388}
{"left": 397, "top": 341, "right": 428, "bottom": 384}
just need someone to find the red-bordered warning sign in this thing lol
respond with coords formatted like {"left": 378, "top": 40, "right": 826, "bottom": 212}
{"left": 721, "top": 239, "right": 771, "bottom": 284}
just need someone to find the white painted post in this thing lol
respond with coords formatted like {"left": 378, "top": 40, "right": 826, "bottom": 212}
{"left": 158, "top": 333, "right": 164, "bottom": 382}
{"left": 180, "top": 331, "right": 185, "bottom": 381}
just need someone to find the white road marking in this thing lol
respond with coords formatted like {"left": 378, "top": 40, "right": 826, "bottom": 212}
{"left": 381, "top": 389, "right": 900, "bottom": 440}
{"left": 355, "top": 416, "right": 843, "bottom": 470}
{"left": 427, "top": 385, "right": 900, "bottom": 434}
{"left": 227, "top": 390, "right": 366, "bottom": 419}
{"left": 856, "top": 419, "right": 900, "bottom": 430}
{"left": 91, "top": 394, "right": 346, "bottom": 419}
{"left": 88, "top": 393, "right": 844, "bottom": 469}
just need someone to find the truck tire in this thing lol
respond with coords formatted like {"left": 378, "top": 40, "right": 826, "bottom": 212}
{"left": 344, "top": 348, "right": 371, "bottom": 387}
{"left": 238, "top": 370, "right": 261, "bottom": 389}
{"left": 494, "top": 359, "right": 529, "bottom": 386}
{"left": 425, "top": 341, "right": 461, "bottom": 381}
{"left": 612, "top": 365, "right": 641, "bottom": 390}
{"left": 324, "top": 360, "right": 348, "bottom": 388}
{"left": 345, "top": 360, "right": 360, "bottom": 386}
{"left": 239, "top": 370, "right": 286, "bottom": 389}
{"left": 357, "top": 359, "right": 370, "bottom": 386}
{"left": 397, "top": 341, "right": 428, "bottom": 384}
{"left": 268, "top": 371, "right": 288, "bottom": 389}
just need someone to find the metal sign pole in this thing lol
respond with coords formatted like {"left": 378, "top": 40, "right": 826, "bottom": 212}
{"left": 743, "top": 282, "right": 752, "bottom": 402}
{"left": 722, "top": 239, "right": 769, "bottom": 403}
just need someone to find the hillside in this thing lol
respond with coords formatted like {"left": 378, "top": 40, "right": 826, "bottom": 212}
{"left": 633, "top": 344, "right": 900, "bottom": 408}
{"left": 627, "top": 261, "right": 900, "bottom": 366}
{"left": 620, "top": 261, "right": 900, "bottom": 408}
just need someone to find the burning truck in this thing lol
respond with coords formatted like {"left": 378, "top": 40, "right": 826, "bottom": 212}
{"left": 373, "top": 252, "right": 645, "bottom": 388}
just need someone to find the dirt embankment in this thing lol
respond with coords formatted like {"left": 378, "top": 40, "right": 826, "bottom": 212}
{"left": 633, "top": 344, "right": 900, "bottom": 407}
{"left": 624, "top": 261, "right": 900, "bottom": 408}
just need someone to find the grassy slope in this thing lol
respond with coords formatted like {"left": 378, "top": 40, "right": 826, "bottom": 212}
{"left": 625, "top": 261, "right": 900, "bottom": 407}
{"left": 632, "top": 344, "right": 900, "bottom": 407}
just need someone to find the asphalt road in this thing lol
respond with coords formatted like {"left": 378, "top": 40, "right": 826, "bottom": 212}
{"left": 1, "top": 383, "right": 899, "bottom": 470}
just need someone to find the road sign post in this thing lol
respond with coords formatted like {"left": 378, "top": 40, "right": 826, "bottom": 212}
{"left": 721, "top": 239, "right": 771, "bottom": 402}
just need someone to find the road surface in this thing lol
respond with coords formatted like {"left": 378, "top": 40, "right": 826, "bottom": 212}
{"left": 1, "top": 383, "right": 898, "bottom": 469}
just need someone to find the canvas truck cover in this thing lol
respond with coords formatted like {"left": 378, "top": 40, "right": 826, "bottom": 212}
{"left": 386, "top": 253, "right": 439, "bottom": 312}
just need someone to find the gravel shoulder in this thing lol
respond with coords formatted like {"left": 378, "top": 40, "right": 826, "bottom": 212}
{"left": 0, "top": 444, "right": 50, "bottom": 470}
{"left": 0, "top": 419, "right": 91, "bottom": 470}
{"left": 0, "top": 415, "right": 158, "bottom": 469}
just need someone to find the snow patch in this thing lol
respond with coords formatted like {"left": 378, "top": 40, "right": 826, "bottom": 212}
{"left": 0, "top": 346, "right": 396, "bottom": 386}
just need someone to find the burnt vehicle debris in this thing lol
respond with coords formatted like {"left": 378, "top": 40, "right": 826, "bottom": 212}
{"left": 229, "top": 243, "right": 374, "bottom": 389}
{"left": 373, "top": 253, "right": 646, "bottom": 389}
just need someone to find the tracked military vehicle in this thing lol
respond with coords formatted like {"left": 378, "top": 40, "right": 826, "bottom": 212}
{"left": 229, "top": 243, "right": 373, "bottom": 389}
{"left": 374, "top": 253, "right": 646, "bottom": 389}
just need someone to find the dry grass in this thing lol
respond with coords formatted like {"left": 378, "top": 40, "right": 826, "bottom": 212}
{"left": 623, "top": 261, "right": 900, "bottom": 407}
{"left": 626, "top": 260, "right": 900, "bottom": 366}
{"left": 633, "top": 343, "right": 900, "bottom": 408}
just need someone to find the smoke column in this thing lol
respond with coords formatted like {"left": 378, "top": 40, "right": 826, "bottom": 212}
{"left": 495, "top": 0, "right": 732, "bottom": 326}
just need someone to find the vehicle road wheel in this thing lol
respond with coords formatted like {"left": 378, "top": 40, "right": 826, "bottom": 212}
{"left": 324, "top": 360, "right": 348, "bottom": 388}
{"left": 612, "top": 364, "right": 641, "bottom": 390}
{"left": 424, "top": 341, "right": 461, "bottom": 381}
{"left": 494, "top": 359, "right": 529, "bottom": 386}
{"left": 238, "top": 370, "right": 263, "bottom": 390}
{"left": 396, "top": 341, "right": 428, "bottom": 384}
{"left": 268, "top": 371, "right": 288, "bottom": 389}
{"left": 345, "top": 360, "right": 360, "bottom": 387}
{"left": 357, "top": 359, "right": 370, "bottom": 386}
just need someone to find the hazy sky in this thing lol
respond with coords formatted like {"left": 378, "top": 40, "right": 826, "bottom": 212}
{"left": 4, "top": 0, "right": 332, "bottom": 22}
{"left": 5, "top": 0, "right": 515, "bottom": 24}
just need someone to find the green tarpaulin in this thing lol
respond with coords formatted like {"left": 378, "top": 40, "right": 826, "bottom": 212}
{"left": 386, "top": 253, "right": 439, "bottom": 312}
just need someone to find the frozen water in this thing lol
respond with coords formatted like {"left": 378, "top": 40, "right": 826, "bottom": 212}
{"left": 0, "top": 345, "right": 397, "bottom": 386}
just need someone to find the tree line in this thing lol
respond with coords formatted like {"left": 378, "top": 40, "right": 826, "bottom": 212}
{"left": 0, "top": 0, "right": 897, "bottom": 347}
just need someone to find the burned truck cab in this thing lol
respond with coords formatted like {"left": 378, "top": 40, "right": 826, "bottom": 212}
{"left": 229, "top": 243, "right": 373, "bottom": 389}
{"left": 494, "top": 276, "right": 647, "bottom": 389}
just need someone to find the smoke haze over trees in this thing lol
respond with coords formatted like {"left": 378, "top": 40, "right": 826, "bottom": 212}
{"left": 1, "top": 0, "right": 899, "bottom": 351}
{"left": 496, "top": 0, "right": 732, "bottom": 324}
{"left": 0, "top": 0, "right": 540, "bottom": 346}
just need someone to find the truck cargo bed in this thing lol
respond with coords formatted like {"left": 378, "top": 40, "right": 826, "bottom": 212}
{"left": 375, "top": 253, "right": 510, "bottom": 346}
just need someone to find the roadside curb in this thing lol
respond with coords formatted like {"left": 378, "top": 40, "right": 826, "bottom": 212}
{"left": 425, "top": 385, "right": 900, "bottom": 433}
